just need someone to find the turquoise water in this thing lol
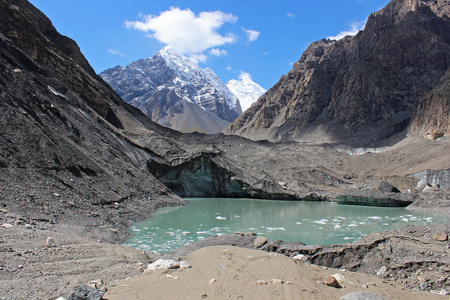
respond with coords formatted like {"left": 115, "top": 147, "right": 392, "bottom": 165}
{"left": 124, "top": 198, "right": 450, "bottom": 254}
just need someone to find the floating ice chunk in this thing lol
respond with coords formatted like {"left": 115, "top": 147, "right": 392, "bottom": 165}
{"left": 295, "top": 222, "right": 302, "bottom": 225}
{"left": 196, "top": 231, "right": 207, "bottom": 234}
{"left": 266, "top": 227, "right": 286, "bottom": 231}
{"left": 234, "top": 215, "right": 240, "bottom": 218}
{"left": 334, "top": 224, "right": 341, "bottom": 230}
{"left": 215, "top": 216, "right": 227, "bottom": 220}
{"left": 314, "top": 219, "right": 328, "bottom": 225}
{"left": 344, "top": 237, "right": 354, "bottom": 240}
{"left": 348, "top": 224, "right": 358, "bottom": 227}
{"left": 368, "top": 216, "right": 382, "bottom": 220}
{"left": 132, "top": 228, "right": 141, "bottom": 232}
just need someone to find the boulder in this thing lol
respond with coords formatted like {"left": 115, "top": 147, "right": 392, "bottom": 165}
{"left": 67, "top": 284, "right": 105, "bottom": 300}
{"left": 253, "top": 236, "right": 268, "bottom": 248}
{"left": 293, "top": 254, "right": 307, "bottom": 262}
{"left": 325, "top": 275, "right": 340, "bottom": 288}
{"left": 145, "top": 259, "right": 180, "bottom": 272}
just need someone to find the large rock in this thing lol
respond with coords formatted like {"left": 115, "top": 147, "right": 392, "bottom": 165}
{"left": 67, "top": 285, "right": 105, "bottom": 300}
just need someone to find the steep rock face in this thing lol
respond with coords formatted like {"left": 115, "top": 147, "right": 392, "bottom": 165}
{"left": 226, "top": 0, "right": 450, "bottom": 145}
{"left": 408, "top": 69, "right": 450, "bottom": 139}
{"left": 100, "top": 47, "right": 242, "bottom": 134}
{"left": 0, "top": 0, "right": 183, "bottom": 239}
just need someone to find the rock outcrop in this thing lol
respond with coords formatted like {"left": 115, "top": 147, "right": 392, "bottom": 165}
{"left": 226, "top": 0, "right": 450, "bottom": 145}
{"left": 100, "top": 46, "right": 242, "bottom": 134}
{"left": 409, "top": 69, "right": 450, "bottom": 140}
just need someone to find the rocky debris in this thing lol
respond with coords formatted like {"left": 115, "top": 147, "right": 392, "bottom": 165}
{"left": 340, "top": 292, "right": 386, "bottom": 300}
{"left": 67, "top": 284, "right": 105, "bottom": 300}
{"left": 325, "top": 275, "right": 341, "bottom": 288}
{"left": 256, "top": 280, "right": 267, "bottom": 285}
{"left": 0, "top": 0, "right": 185, "bottom": 244}
{"left": 173, "top": 224, "right": 450, "bottom": 293}
{"left": 253, "top": 236, "right": 268, "bottom": 248}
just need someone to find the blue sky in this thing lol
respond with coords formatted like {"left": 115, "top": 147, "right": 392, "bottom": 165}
{"left": 29, "top": 0, "right": 389, "bottom": 90}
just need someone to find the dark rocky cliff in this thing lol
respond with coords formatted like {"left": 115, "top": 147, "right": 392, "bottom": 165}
{"left": 409, "top": 69, "right": 450, "bottom": 139}
{"left": 226, "top": 0, "right": 450, "bottom": 145}
{"left": 0, "top": 0, "right": 184, "bottom": 240}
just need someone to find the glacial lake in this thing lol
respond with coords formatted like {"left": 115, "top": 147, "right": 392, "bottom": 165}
{"left": 124, "top": 198, "right": 450, "bottom": 254}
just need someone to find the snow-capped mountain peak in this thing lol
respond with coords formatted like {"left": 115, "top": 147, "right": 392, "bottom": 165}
{"left": 226, "top": 72, "right": 266, "bottom": 112}
{"left": 100, "top": 46, "right": 242, "bottom": 134}
{"left": 156, "top": 46, "right": 203, "bottom": 82}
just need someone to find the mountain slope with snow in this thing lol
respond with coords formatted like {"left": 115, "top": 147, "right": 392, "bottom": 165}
{"left": 100, "top": 46, "right": 242, "bottom": 134}
{"left": 227, "top": 72, "right": 266, "bottom": 112}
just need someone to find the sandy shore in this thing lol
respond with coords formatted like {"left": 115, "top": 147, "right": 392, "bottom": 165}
{"left": 105, "top": 246, "right": 442, "bottom": 300}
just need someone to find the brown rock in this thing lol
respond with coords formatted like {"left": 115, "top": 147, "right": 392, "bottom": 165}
{"left": 433, "top": 233, "right": 448, "bottom": 241}
{"left": 325, "top": 276, "right": 341, "bottom": 288}
{"left": 253, "top": 236, "right": 268, "bottom": 248}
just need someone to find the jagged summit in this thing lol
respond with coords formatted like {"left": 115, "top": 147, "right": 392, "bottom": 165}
{"left": 100, "top": 47, "right": 241, "bottom": 134}
{"left": 225, "top": 0, "right": 450, "bottom": 145}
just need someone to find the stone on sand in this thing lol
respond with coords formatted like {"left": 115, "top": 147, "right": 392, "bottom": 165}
{"left": 253, "top": 236, "right": 268, "bottom": 248}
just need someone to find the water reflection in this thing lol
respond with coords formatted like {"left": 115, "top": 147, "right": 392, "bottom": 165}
{"left": 124, "top": 198, "right": 449, "bottom": 254}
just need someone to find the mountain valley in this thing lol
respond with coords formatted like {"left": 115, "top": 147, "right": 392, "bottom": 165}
{"left": 0, "top": 0, "right": 449, "bottom": 299}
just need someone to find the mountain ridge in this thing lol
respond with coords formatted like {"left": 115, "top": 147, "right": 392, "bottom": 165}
{"left": 225, "top": 0, "right": 450, "bottom": 145}
{"left": 100, "top": 46, "right": 242, "bottom": 134}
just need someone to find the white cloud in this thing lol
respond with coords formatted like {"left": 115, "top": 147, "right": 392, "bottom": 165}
{"left": 287, "top": 12, "right": 295, "bottom": 18}
{"left": 239, "top": 71, "right": 252, "bottom": 81}
{"left": 327, "top": 20, "right": 366, "bottom": 40}
{"left": 210, "top": 48, "right": 228, "bottom": 56}
{"left": 243, "top": 28, "right": 260, "bottom": 42}
{"left": 226, "top": 65, "right": 232, "bottom": 70}
{"left": 108, "top": 48, "right": 125, "bottom": 57}
{"left": 126, "top": 7, "right": 237, "bottom": 59}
